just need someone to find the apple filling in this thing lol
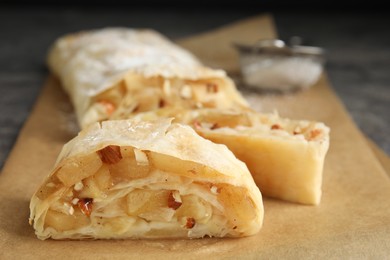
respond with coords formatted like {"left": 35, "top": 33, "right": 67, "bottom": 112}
{"left": 81, "top": 74, "right": 247, "bottom": 128}
{"left": 188, "top": 110, "right": 328, "bottom": 142}
{"left": 33, "top": 145, "right": 258, "bottom": 239}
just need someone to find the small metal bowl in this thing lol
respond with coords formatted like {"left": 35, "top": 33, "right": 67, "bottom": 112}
{"left": 234, "top": 39, "right": 325, "bottom": 92}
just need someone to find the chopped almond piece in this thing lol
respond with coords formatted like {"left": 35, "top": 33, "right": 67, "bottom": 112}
{"left": 158, "top": 99, "right": 166, "bottom": 108}
{"left": 199, "top": 122, "right": 214, "bottom": 129}
{"left": 134, "top": 149, "right": 149, "bottom": 165}
{"left": 271, "top": 124, "right": 282, "bottom": 130}
{"left": 210, "top": 185, "right": 219, "bottom": 194}
{"left": 180, "top": 85, "right": 192, "bottom": 99}
{"left": 210, "top": 123, "right": 219, "bottom": 130}
{"left": 195, "top": 102, "right": 203, "bottom": 108}
{"left": 132, "top": 104, "right": 140, "bottom": 113}
{"left": 193, "top": 120, "right": 201, "bottom": 129}
{"left": 168, "top": 191, "right": 182, "bottom": 210}
{"left": 206, "top": 83, "right": 218, "bottom": 93}
{"left": 185, "top": 217, "right": 196, "bottom": 229}
{"left": 97, "top": 145, "right": 122, "bottom": 164}
{"left": 98, "top": 100, "right": 116, "bottom": 115}
{"left": 293, "top": 126, "right": 302, "bottom": 135}
{"left": 78, "top": 198, "right": 93, "bottom": 217}
{"left": 309, "top": 129, "right": 322, "bottom": 140}
{"left": 71, "top": 198, "right": 79, "bottom": 205}
{"left": 74, "top": 181, "right": 83, "bottom": 191}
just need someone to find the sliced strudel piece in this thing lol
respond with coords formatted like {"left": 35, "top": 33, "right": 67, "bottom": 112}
{"left": 133, "top": 108, "right": 330, "bottom": 205}
{"left": 29, "top": 118, "right": 263, "bottom": 239}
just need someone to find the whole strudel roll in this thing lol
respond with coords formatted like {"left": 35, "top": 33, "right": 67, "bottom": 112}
{"left": 48, "top": 28, "right": 249, "bottom": 128}
{"left": 29, "top": 118, "right": 263, "bottom": 240}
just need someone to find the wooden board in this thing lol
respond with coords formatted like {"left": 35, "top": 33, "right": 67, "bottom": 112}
{"left": 1, "top": 14, "right": 390, "bottom": 259}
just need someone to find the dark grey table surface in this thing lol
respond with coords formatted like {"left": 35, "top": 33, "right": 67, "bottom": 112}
{"left": 0, "top": 8, "right": 389, "bottom": 169}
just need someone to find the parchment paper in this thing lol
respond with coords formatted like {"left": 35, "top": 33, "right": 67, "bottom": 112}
{"left": 1, "top": 14, "right": 390, "bottom": 259}
{"left": 366, "top": 138, "right": 390, "bottom": 176}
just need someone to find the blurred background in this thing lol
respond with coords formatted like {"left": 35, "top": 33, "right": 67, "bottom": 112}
{"left": 0, "top": 2, "right": 389, "bottom": 168}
